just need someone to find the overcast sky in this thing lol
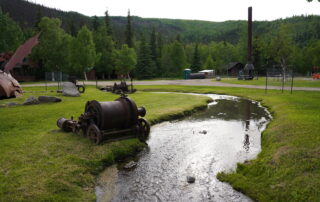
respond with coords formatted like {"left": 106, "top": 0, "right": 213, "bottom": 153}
{"left": 30, "top": 0, "right": 320, "bottom": 22}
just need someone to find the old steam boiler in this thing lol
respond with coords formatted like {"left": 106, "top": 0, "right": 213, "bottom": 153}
{"left": 57, "top": 95, "right": 150, "bottom": 144}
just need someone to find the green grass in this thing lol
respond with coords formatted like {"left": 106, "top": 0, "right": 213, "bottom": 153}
{"left": 0, "top": 86, "right": 211, "bottom": 201}
{"left": 137, "top": 85, "right": 320, "bottom": 201}
{"left": 216, "top": 77, "right": 320, "bottom": 88}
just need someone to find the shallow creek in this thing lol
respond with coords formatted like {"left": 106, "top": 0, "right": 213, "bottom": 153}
{"left": 96, "top": 94, "right": 271, "bottom": 202}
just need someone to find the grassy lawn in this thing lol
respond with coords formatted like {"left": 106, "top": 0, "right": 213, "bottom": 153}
{"left": 216, "top": 77, "right": 320, "bottom": 88}
{"left": 137, "top": 85, "right": 320, "bottom": 201}
{"left": 0, "top": 86, "right": 211, "bottom": 201}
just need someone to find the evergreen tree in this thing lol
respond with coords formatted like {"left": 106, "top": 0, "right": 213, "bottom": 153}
{"left": 156, "top": 33, "right": 164, "bottom": 74}
{"left": 169, "top": 40, "right": 188, "bottom": 76}
{"left": 92, "top": 15, "right": 99, "bottom": 31}
{"left": 204, "top": 54, "right": 215, "bottom": 70}
{"left": 136, "top": 36, "right": 157, "bottom": 79}
{"left": 93, "top": 25, "right": 115, "bottom": 79}
{"left": 157, "top": 32, "right": 163, "bottom": 58}
{"left": 0, "top": 9, "right": 25, "bottom": 52}
{"left": 150, "top": 28, "right": 160, "bottom": 71}
{"left": 35, "top": 7, "right": 43, "bottom": 31}
{"left": 190, "top": 44, "right": 201, "bottom": 72}
{"left": 125, "top": 10, "right": 134, "bottom": 48}
{"left": 68, "top": 20, "right": 77, "bottom": 37}
{"left": 176, "top": 34, "right": 182, "bottom": 42}
{"left": 104, "top": 10, "right": 113, "bottom": 36}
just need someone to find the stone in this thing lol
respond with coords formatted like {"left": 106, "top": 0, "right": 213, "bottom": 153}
{"left": 187, "top": 176, "right": 196, "bottom": 183}
{"left": 62, "top": 82, "right": 80, "bottom": 97}
{"left": 216, "top": 76, "right": 221, "bottom": 81}
{"left": 7, "top": 102, "right": 19, "bottom": 107}
{"left": 38, "top": 96, "right": 62, "bottom": 103}
{"left": 23, "top": 96, "right": 40, "bottom": 105}
{"left": 123, "top": 161, "right": 137, "bottom": 169}
{"left": 199, "top": 130, "right": 207, "bottom": 134}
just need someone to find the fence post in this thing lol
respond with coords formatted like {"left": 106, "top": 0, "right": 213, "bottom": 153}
{"left": 291, "top": 71, "right": 294, "bottom": 94}
{"left": 281, "top": 71, "right": 285, "bottom": 93}
{"left": 265, "top": 72, "right": 268, "bottom": 94}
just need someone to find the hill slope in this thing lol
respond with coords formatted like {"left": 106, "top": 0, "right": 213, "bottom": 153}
{"left": 1, "top": 0, "right": 320, "bottom": 45}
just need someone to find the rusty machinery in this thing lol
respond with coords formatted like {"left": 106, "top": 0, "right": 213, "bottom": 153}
{"left": 68, "top": 76, "right": 85, "bottom": 93}
{"left": 57, "top": 94, "right": 150, "bottom": 144}
{"left": 101, "top": 79, "right": 136, "bottom": 94}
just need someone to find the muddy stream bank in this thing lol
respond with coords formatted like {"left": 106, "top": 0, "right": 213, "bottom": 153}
{"left": 96, "top": 94, "right": 271, "bottom": 202}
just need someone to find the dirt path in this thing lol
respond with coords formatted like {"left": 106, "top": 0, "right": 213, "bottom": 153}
{"left": 22, "top": 79, "right": 320, "bottom": 91}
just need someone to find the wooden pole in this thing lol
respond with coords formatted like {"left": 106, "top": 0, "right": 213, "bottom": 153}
{"left": 265, "top": 72, "right": 268, "bottom": 94}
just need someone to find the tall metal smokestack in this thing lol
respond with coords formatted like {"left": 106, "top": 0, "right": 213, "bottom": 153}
{"left": 248, "top": 7, "right": 252, "bottom": 62}
{"left": 244, "top": 6, "right": 254, "bottom": 80}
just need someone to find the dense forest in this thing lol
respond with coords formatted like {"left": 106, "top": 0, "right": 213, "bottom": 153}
{"left": 1, "top": 0, "right": 320, "bottom": 79}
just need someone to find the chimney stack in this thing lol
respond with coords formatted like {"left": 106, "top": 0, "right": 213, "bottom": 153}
{"left": 248, "top": 7, "right": 252, "bottom": 62}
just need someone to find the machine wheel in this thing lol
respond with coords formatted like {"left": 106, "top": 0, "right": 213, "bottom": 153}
{"left": 77, "top": 85, "right": 85, "bottom": 93}
{"left": 137, "top": 119, "right": 150, "bottom": 142}
{"left": 86, "top": 124, "right": 102, "bottom": 144}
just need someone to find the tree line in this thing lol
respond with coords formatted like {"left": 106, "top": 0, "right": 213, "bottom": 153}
{"left": 1, "top": 6, "right": 320, "bottom": 79}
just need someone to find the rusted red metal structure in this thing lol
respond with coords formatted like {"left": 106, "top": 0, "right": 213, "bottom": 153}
{"left": 57, "top": 95, "right": 150, "bottom": 144}
{"left": 0, "top": 70, "right": 23, "bottom": 98}
{"left": 0, "top": 33, "right": 40, "bottom": 99}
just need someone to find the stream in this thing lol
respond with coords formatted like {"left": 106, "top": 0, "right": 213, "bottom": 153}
{"left": 96, "top": 94, "right": 271, "bottom": 202}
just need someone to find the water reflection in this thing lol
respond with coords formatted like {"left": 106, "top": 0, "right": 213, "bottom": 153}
{"left": 96, "top": 94, "right": 271, "bottom": 202}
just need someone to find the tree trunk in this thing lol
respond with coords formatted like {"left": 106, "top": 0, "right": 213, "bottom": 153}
{"left": 83, "top": 72, "right": 87, "bottom": 81}
{"left": 281, "top": 57, "right": 287, "bottom": 82}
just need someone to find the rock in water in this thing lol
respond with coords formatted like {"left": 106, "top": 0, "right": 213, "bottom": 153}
{"left": 38, "top": 96, "right": 62, "bottom": 103}
{"left": 199, "top": 130, "right": 207, "bottom": 134}
{"left": 23, "top": 96, "right": 40, "bottom": 105}
{"left": 124, "top": 161, "right": 137, "bottom": 170}
{"left": 187, "top": 176, "right": 196, "bottom": 183}
{"left": 62, "top": 82, "right": 80, "bottom": 97}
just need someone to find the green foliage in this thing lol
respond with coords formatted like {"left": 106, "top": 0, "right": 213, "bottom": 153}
{"left": 136, "top": 36, "right": 157, "bottom": 79}
{"left": 125, "top": 10, "right": 134, "bottom": 48}
{"left": 204, "top": 54, "right": 215, "bottom": 69}
{"left": 190, "top": 44, "right": 201, "bottom": 72}
{"left": 114, "top": 44, "right": 137, "bottom": 75}
{"left": 32, "top": 17, "right": 72, "bottom": 72}
{"left": 150, "top": 28, "right": 160, "bottom": 71}
{"left": 71, "top": 26, "right": 99, "bottom": 76}
{"left": 93, "top": 25, "right": 115, "bottom": 78}
{"left": 104, "top": 10, "right": 113, "bottom": 36}
{"left": 206, "top": 41, "right": 239, "bottom": 74}
{"left": 2, "top": 0, "right": 320, "bottom": 77}
{"left": 267, "top": 24, "right": 294, "bottom": 69}
{"left": 169, "top": 40, "right": 188, "bottom": 76}
{"left": 92, "top": 15, "right": 100, "bottom": 31}
{"left": 306, "top": 40, "right": 320, "bottom": 67}
{"left": 0, "top": 9, "right": 24, "bottom": 52}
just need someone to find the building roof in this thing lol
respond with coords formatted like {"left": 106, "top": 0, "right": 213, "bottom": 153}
{"left": 227, "top": 62, "right": 243, "bottom": 70}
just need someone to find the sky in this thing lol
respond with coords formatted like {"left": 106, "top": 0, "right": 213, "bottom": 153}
{"left": 30, "top": 0, "right": 320, "bottom": 22}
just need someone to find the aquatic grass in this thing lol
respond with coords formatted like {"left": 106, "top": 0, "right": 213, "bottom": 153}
{"left": 137, "top": 85, "right": 320, "bottom": 201}
{"left": 0, "top": 86, "right": 210, "bottom": 201}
